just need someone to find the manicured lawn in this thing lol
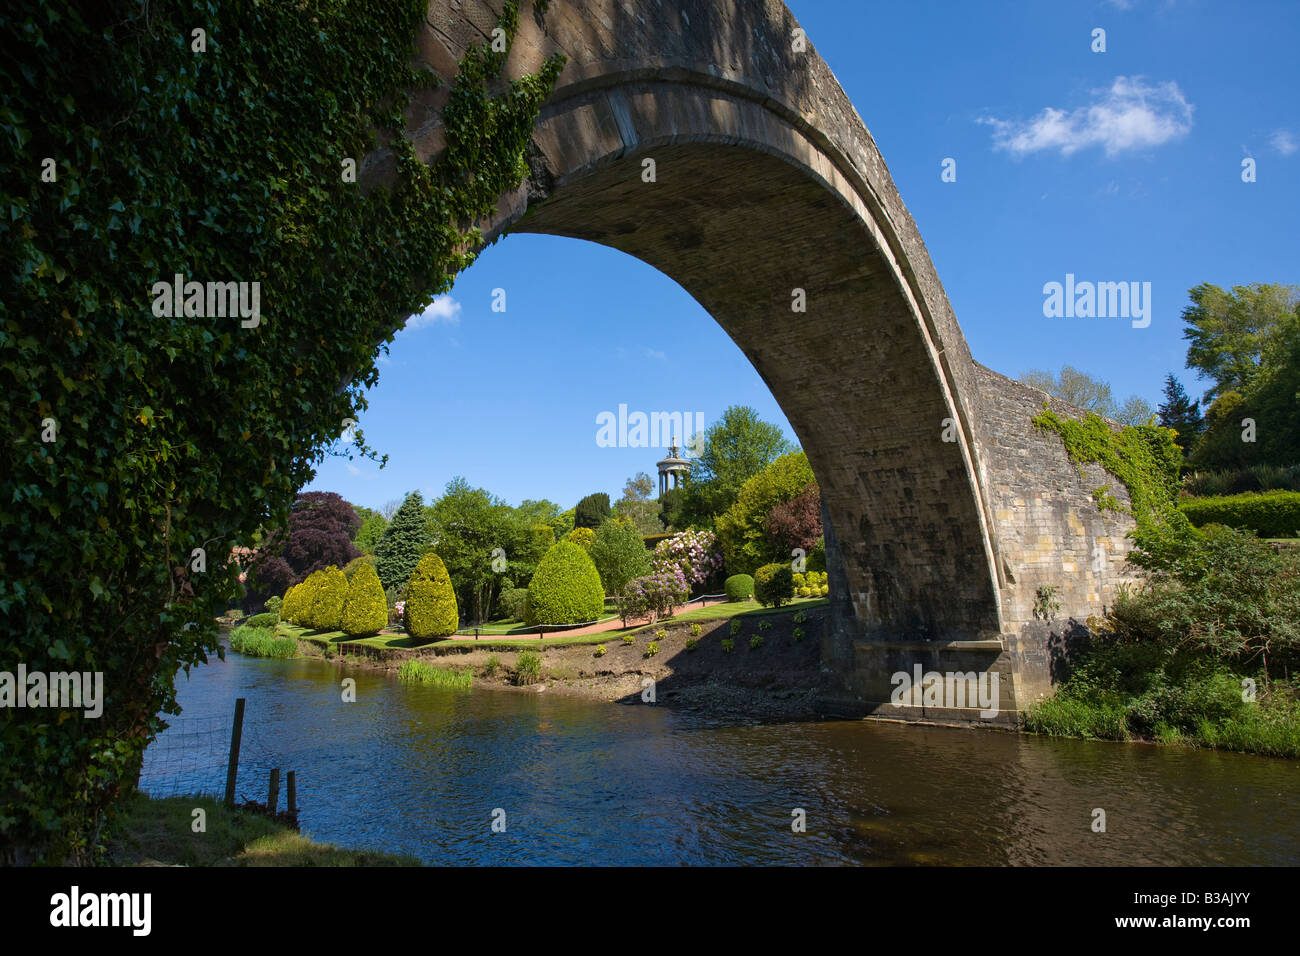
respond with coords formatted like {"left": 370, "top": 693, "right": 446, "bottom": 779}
{"left": 655, "top": 596, "right": 828, "bottom": 625}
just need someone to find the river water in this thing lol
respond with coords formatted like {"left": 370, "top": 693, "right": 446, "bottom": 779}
{"left": 139, "top": 647, "right": 1300, "bottom": 865}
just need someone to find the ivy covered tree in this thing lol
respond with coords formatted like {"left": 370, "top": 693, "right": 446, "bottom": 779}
{"left": 375, "top": 492, "right": 430, "bottom": 592}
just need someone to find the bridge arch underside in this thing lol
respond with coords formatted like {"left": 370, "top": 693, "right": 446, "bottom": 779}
{"left": 503, "top": 82, "right": 1005, "bottom": 647}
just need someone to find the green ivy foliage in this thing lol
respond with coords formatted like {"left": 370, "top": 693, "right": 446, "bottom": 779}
{"left": 1032, "top": 410, "right": 1184, "bottom": 534}
{"left": 0, "top": 0, "right": 562, "bottom": 861}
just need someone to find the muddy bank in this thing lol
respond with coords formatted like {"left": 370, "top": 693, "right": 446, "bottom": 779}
{"left": 290, "top": 608, "right": 832, "bottom": 722}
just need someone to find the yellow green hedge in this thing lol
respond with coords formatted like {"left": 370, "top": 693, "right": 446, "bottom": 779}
{"left": 341, "top": 562, "right": 387, "bottom": 636}
{"left": 405, "top": 552, "right": 459, "bottom": 640}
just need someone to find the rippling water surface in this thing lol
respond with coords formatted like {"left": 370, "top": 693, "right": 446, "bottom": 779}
{"left": 139, "top": 649, "right": 1300, "bottom": 865}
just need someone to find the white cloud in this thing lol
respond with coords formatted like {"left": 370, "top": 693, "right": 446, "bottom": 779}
{"left": 643, "top": 347, "right": 666, "bottom": 360}
{"left": 982, "top": 76, "right": 1193, "bottom": 158}
{"left": 1271, "top": 129, "right": 1297, "bottom": 156}
{"left": 406, "top": 295, "right": 461, "bottom": 330}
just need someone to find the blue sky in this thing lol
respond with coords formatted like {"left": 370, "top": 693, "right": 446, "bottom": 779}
{"left": 310, "top": 0, "right": 1300, "bottom": 513}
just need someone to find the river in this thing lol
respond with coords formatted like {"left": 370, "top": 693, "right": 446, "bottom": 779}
{"left": 138, "top": 646, "right": 1300, "bottom": 865}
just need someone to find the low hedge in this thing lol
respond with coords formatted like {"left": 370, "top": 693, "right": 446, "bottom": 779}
{"left": 724, "top": 573, "right": 754, "bottom": 601}
{"left": 1179, "top": 490, "right": 1300, "bottom": 538}
{"left": 246, "top": 612, "right": 278, "bottom": 628}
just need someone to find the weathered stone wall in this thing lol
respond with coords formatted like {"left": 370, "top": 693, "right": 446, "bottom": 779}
{"left": 402, "top": 0, "right": 1139, "bottom": 720}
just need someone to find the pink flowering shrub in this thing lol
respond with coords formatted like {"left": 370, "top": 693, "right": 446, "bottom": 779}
{"left": 651, "top": 530, "right": 722, "bottom": 591}
{"left": 616, "top": 569, "right": 690, "bottom": 626}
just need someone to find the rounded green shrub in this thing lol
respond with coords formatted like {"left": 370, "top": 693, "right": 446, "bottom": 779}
{"left": 341, "top": 561, "right": 387, "bottom": 637}
{"left": 754, "top": 563, "right": 794, "bottom": 608}
{"left": 307, "top": 566, "right": 348, "bottom": 632}
{"left": 264, "top": 595, "right": 283, "bottom": 619}
{"left": 725, "top": 574, "right": 755, "bottom": 602}
{"left": 247, "top": 612, "right": 277, "bottom": 628}
{"left": 792, "top": 572, "right": 806, "bottom": 589}
{"left": 405, "top": 552, "right": 459, "bottom": 641}
{"left": 526, "top": 540, "right": 604, "bottom": 625}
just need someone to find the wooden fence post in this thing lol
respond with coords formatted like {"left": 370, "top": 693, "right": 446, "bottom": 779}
{"left": 268, "top": 768, "right": 280, "bottom": 814}
{"left": 223, "top": 697, "right": 245, "bottom": 809}
{"left": 287, "top": 771, "right": 296, "bottom": 815}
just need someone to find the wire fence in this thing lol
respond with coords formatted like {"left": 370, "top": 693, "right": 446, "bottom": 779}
{"left": 137, "top": 701, "right": 291, "bottom": 807}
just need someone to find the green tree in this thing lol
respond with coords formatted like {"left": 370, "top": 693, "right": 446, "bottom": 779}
{"left": 427, "top": 477, "right": 524, "bottom": 624}
{"left": 1020, "top": 365, "right": 1155, "bottom": 426}
{"left": 1182, "top": 282, "right": 1300, "bottom": 404}
{"left": 613, "top": 471, "right": 664, "bottom": 534}
{"left": 354, "top": 512, "right": 388, "bottom": 555}
{"left": 589, "top": 518, "right": 653, "bottom": 595}
{"left": 1157, "top": 374, "right": 1204, "bottom": 461}
{"left": 678, "top": 406, "right": 793, "bottom": 526}
{"left": 716, "top": 452, "right": 816, "bottom": 575}
{"left": 375, "top": 492, "right": 430, "bottom": 592}
{"left": 574, "top": 492, "right": 611, "bottom": 529}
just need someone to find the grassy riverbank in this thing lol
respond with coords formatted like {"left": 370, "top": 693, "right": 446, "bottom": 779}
{"left": 103, "top": 794, "right": 418, "bottom": 866}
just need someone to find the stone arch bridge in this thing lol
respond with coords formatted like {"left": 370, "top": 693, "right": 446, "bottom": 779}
{"left": 379, "top": 0, "right": 1139, "bottom": 722}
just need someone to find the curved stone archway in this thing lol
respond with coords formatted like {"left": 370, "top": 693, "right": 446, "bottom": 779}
{"left": 391, "top": 0, "right": 1140, "bottom": 720}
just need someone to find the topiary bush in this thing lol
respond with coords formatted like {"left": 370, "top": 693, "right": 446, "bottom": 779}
{"left": 246, "top": 612, "right": 278, "bottom": 628}
{"left": 725, "top": 574, "right": 755, "bottom": 602}
{"left": 264, "top": 595, "right": 283, "bottom": 619}
{"left": 341, "top": 561, "right": 388, "bottom": 637}
{"left": 307, "top": 566, "right": 348, "bottom": 632}
{"left": 405, "top": 552, "right": 459, "bottom": 641}
{"left": 343, "top": 554, "right": 378, "bottom": 579}
{"left": 754, "top": 563, "right": 794, "bottom": 608}
{"left": 526, "top": 540, "right": 605, "bottom": 625}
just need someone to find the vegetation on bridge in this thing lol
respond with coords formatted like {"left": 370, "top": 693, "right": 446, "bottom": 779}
{"left": 1, "top": 0, "right": 563, "bottom": 862}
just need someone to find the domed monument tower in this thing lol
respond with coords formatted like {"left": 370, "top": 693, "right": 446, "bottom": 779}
{"left": 655, "top": 441, "right": 691, "bottom": 498}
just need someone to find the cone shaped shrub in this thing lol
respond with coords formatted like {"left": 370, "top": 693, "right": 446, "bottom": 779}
{"left": 341, "top": 561, "right": 387, "bottom": 637}
{"left": 280, "top": 584, "right": 301, "bottom": 623}
{"left": 526, "top": 540, "right": 605, "bottom": 625}
{"left": 405, "top": 552, "right": 459, "bottom": 640}
{"left": 308, "top": 566, "right": 348, "bottom": 631}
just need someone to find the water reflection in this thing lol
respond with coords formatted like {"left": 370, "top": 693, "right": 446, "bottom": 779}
{"left": 140, "top": 650, "right": 1300, "bottom": 865}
